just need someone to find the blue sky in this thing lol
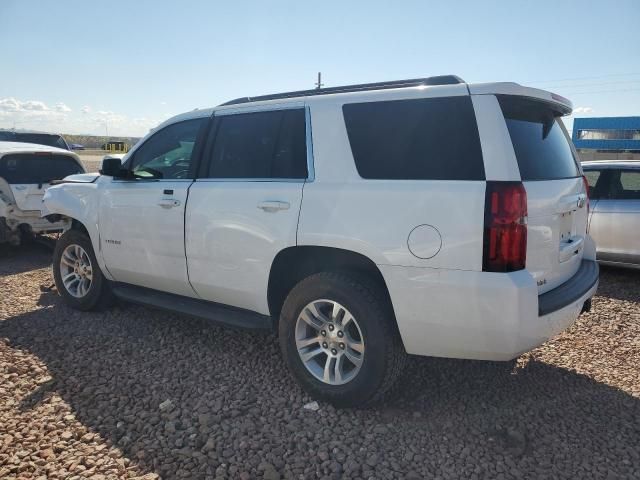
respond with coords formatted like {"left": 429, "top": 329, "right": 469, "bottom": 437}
{"left": 1, "top": 0, "right": 639, "bottom": 136}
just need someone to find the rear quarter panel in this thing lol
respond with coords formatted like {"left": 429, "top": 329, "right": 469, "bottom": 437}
{"left": 298, "top": 91, "right": 486, "bottom": 270}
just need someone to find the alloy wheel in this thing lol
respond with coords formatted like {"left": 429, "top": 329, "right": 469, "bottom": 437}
{"left": 59, "top": 244, "right": 93, "bottom": 298}
{"left": 295, "top": 299, "right": 365, "bottom": 385}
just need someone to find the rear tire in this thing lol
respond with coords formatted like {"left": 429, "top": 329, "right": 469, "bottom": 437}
{"left": 279, "top": 272, "right": 406, "bottom": 408}
{"left": 53, "top": 229, "right": 113, "bottom": 311}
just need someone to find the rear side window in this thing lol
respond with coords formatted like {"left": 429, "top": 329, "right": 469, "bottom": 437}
{"left": 498, "top": 96, "right": 580, "bottom": 181}
{"left": 342, "top": 96, "right": 485, "bottom": 180}
{"left": 0, "top": 154, "right": 83, "bottom": 184}
{"left": 203, "top": 109, "right": 307, "bottom": 179}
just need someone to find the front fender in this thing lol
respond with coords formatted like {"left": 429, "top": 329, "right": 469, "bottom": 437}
{"left": 42, "top": 181, "right": 113, "bottom": 280}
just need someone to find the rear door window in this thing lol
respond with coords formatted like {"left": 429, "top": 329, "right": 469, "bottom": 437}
{"left": 202, "top": 108, "right": 307, "bottom": 179}
{"left": 342, "top": 96, "right": 485, "bottom": 180}
{"left": 616, "top": 170, "right": 640, "bottom": 200}
{"left": 0, "top": 154, "right": 83, "bottom": 184}
{"left": 498, "top": 96, "right": 580, "bottom": 181}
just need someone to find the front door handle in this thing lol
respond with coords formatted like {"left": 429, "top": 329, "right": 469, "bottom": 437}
{"left": 158, "top": 198, "right": 181, "bottom": 209}
{"left": 258, "top": 201, "right": 290, "bottom": 212}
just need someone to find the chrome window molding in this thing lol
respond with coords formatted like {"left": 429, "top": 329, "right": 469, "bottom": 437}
{"left": 214, "top": 102, "right": 305, "bottom": 116}
{"left": 195, "top": 178, "right": 306, "bottom": 183}
{"left": 305, "top": 105, "right": 316, "bottom": 182}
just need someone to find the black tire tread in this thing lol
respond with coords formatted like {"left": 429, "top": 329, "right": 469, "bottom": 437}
{"left": 52, "top": 229, "right": 113, "bottom": 311}
{"left": 280, "top": 271, "right": 406, "bottom": 407}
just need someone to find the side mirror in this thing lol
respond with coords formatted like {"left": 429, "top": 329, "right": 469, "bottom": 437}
{"left": 100, "top": 157, "right": 126, "bottom": 178}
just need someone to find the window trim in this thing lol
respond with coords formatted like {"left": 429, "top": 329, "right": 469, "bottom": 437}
{"left": 115, "top": 117, "right": 210, "bottom": 183}
{"left": 195, "top": 104, "right": 314, "bottom": 183}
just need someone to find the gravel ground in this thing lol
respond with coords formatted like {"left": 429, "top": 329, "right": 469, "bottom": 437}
{"left": 77, "top": 154, "right": 103, "bottom": 173}
{"left": 1, "top": 242, "right": 639, "bottom": 479}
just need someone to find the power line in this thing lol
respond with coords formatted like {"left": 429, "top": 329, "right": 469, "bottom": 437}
{"left": 528, "top": 72, "right": 640, "bottom": 84}
{"left": 532, "top": 79, "right": 640, "bottom": 89}
{"left": 565, "top": 87, "right": 640, "bottom": 95}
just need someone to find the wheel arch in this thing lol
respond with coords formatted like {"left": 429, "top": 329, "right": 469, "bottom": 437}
{"left": 267, "top": 245, "right": 396, "bottom": 325}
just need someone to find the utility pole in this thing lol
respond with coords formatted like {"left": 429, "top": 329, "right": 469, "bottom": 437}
{"left": 315, "top": 72, "right": 324, "bottom": 90}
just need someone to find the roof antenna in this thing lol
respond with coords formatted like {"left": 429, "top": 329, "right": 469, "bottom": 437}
{"left": 315, "top": 72, "right": 324, "bottom": 90}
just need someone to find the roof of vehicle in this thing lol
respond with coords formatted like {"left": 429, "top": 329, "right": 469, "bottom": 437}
{"left": 219, "top": 75, "right": 466, "bottom": 106}
{"left": 153, "top": 75, "right": 573, "bottom": 136}
{"left": 582, "top": 160, "right": 640, "bottom": 169}
{"left": 0, "top": 128, "right": 65, "bottom": 136}
{"left": 0, "top": 141, "right": 78, "bottom": 156}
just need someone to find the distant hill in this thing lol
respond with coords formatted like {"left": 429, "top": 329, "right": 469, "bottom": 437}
{"left": 64, "top": 134, "right": 141, "bottom": 149}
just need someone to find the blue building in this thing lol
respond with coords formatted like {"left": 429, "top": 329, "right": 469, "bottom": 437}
{"left": 572, "top": 116, "right": 640, "bottom": 152}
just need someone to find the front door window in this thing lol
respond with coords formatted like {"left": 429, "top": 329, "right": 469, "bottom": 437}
{"left": 129, "top": 118, "right": 205, "bottom": 180}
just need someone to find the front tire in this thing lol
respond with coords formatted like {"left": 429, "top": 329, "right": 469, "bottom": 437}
{"left": 53, "top": 229, "right": 112, "bottom": 311}
{"left": 279, "top": 272, "right": 406, "bottom": 408}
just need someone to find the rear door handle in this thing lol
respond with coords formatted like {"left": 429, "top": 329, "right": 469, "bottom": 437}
{"left": 258, "top": 201, "right": 290, "bottom": 212}
{"left": 158, "top": 198, "right": 181, "bottom": 209}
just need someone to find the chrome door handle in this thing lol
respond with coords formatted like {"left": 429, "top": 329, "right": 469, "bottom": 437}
{"left": 158, "top": 198, "right": 181, "bottom": 208}
{"left": 258, "top": 201, "right": 290, "bottom": 212}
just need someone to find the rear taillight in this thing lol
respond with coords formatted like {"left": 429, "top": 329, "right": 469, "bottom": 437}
{"left": 482, "top": 182, "right": 528, "bottom": 272}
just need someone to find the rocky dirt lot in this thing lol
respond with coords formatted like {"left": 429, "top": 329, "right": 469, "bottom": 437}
{"left": 0, "top": 243, "right": 639, "bottom": 480}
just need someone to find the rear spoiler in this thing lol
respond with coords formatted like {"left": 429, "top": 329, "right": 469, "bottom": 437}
{"left": 469, "top": 82, "right": 572, "bottom": 115}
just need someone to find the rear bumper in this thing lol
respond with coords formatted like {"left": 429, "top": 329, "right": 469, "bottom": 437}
{"left": 380, "top": 260, "right": 598, "bottom": 361}
{"left": 538, "top": 260, "right": 599, "bottom": 316}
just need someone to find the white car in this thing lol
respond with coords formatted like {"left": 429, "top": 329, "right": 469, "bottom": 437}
{"left": 0, "top": 142, "right": 85, "bottom": 245}
{"left": 42, "top": 75, "right": 598, "bottom": 407}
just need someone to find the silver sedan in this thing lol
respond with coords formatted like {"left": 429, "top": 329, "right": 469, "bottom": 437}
{"left": 582, "top": 161, "right": 640, "bottom": 269}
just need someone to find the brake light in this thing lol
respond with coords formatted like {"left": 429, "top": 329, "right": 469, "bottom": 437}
{"left": 482, "top": 182, "right": 527, "bottom": 272}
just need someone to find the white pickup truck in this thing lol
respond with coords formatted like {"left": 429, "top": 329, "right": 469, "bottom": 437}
{"left": 0, "top": 142, "right": 85, "bottom": 245}
{"left": 42, "top": 75, "right": 599, "bottom": 406}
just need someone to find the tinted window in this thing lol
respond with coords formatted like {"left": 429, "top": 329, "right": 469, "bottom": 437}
{"left": 130, "top": 118, "right": 205, "bottom": 179}
{"left": 498, "top": 96, "right": 580, "bottom": 181}
{"left": 613, "top": 170, "right": 640, "bottom": 200}
{"left": 204, "top": 109, "right": 307, "bottom": 179}
{"left": 0, "top": 132, "right": 68, "bottom": 149}
{"left": 0, "top": 154, "right": 83, "bottom": 184}
{"left": 342, "top": 96, "right": 484, "bottom": 180}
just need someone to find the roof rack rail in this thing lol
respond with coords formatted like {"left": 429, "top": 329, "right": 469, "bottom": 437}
{"left": 219, "top": 75, "right": 465, "bottom": 106}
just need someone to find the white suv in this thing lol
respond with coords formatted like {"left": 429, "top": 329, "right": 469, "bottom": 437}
{"left": 42, "top": 75, "right": 599, "bottom": 407}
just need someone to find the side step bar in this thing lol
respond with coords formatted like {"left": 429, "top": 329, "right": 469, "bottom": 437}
{"left": 111, "top": 283, "right": 273, "bottom": 331}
